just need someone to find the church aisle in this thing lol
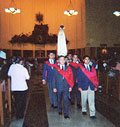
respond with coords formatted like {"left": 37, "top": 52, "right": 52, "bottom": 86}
{"left": 44, "top": 86, "right": 115, "bottom": 127}
{"left": 10, "top": 81, "right": 115, "bottom": 127}
{"left": 47, "top": 105, "right": 115, "bottom": 127}
{"left": 9, "top": 86, "right": 116, "bottom": 127}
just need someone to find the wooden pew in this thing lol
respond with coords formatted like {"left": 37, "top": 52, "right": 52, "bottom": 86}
{"left": 0, "top": 79, "right": 11, "bottom": 127}
{"left": 118, "top": 74, "right": 120, "bottom": 101}
{"left": 96, "top": 71, "right": 120, "bottom": 127}
{"left": 0, "top": 81, "right": 4, "bottom": 126}
{"left": 7, "top": 78, "right": 12, "bottom": 120}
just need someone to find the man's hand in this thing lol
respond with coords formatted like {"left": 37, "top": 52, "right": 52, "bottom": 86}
{"left": 53, "top": 88, "right": 57, "bottom": 93}
{"left": 69, "top": 87, "right": 72, "bottom": 92}
{"left": 42, "top": 80, "right": 46, "bottom": 85}
{"left": 67, "top": 62, "right": 70, "bottom": 66}
{"left": 95, "top": 88, "right": 97, "bottom": 91}
{"left": 78, "top": 87, "right": 82, "bottom": 92}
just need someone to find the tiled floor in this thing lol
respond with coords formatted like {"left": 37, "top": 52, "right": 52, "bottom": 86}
{"left": 10, "top": 86, "right": 116, "bottom": 127}
{"left": 45, "top": 85, "right": 115, "bottom": 127}
{"left": 47, "top": 105, "right": 115, "bottom": 127}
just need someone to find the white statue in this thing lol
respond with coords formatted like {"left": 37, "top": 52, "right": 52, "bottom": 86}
{"left": 57, "top": 25, "right": 67, "bottom": 56}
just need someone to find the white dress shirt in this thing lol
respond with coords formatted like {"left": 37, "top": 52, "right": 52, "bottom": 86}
{"left": 84, "top": 64, "right": 90, "bottom": 71}
{"left": 60, "top": 64, "right": 65, "bottom": 70}
{"left": 49, "top": 59, "right": 54, "bottom": 64}
{"left": 8, "top": 63, "right": 30, "bottom": 91}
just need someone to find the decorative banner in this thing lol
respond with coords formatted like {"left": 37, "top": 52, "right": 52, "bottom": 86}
{"left": 57, "top": 25, "right": 67, "bottom": 56}
{"left": 0, "top": 51, "right": 6, "bottom": 59}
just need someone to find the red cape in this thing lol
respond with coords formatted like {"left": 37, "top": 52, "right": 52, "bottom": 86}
{"left": 70, "top": 62, "right": 80, "bottom": 69}
{"left": 79, "top": 64, "right": 98, "bottom": 88}
{"left": 46, "top": 62, "right": 74, "bottom": 88}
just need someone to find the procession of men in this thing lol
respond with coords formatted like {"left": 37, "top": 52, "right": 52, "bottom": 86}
{"left": 42, "top": 25, "right": 98, "bottom": 119}
{"left": 42, "top": 52, "right": 98, "bottom": 119}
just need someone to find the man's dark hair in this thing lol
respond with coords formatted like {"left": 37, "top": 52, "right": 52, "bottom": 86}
{"left": 15, "top": 57, "right": 24, "bottom": 64}
{"left": 83, "top": 55, "right": 91, "bottom": 60}
{"left": 49, "top": 52, "right": 55, "bottom": 55}
{"left": 58, "top": 55, "right": 66, "bottom": 59}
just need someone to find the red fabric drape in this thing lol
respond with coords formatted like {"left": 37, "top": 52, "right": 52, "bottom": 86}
{"left": 46, "top": 62, "right": 74, "bottom": 88}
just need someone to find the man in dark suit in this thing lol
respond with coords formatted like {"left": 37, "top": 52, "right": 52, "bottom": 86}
{"left": 42, "top": 52, "right": 58, "bottom": 108}
{"left": 69, "top": 54, "right": 81, "bottom": 108}
{"left": 77, "top": 55, "right": 98, "bottom": 119}
{"left": 52, "top": 56, "right": 74, "bottom": 119}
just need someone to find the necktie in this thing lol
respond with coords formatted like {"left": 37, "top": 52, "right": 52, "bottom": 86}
{"left": 52, "top": 59, "right": 54, "bottom": 64}
{"left": 86, "top": 65, "right": 90, "bottom": 71}
{"left": 50, "top": 59, "right": 53, "bottom": 64}
{"left": 62, "top": 66, "right": 64, "bottom": 70}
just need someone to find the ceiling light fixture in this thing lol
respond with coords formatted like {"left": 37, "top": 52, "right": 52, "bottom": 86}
{"left": 5, "top": 0, "right": 21, "bottom": 14}
{"left": 64, "top": 0, "right": 78, "bottom": 16}
{"left": 113, "top": 11, "right": 120, "bottom": 17}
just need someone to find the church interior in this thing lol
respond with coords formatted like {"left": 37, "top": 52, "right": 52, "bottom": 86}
{"left": 0, "top": 0, "right": 120, "bottom": 127}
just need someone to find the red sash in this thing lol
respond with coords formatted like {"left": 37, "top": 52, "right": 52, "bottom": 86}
{"left": 79, "top": 64, "right": 98, "bottom": 88}
{"left": 70, "top": 62, "right": 79, "bottom": 69}
{"left": 46, "top": 62, "right": 74, "bottom": 88}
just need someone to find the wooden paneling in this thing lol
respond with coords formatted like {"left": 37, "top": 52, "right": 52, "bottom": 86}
{"left": 0, "top": 0, "right": 86, "bottom": 50}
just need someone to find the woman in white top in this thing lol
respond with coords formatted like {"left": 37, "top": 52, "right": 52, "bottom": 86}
{"left": 8, "top": 58, "right": 30, "bottom": 119}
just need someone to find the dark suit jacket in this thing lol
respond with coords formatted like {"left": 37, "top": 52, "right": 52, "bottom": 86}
{"left": 42, "top": 60, "right": 56, "bottom": 82}
{"left": 53, "top": 65, "right": 70, "bottom": 92}
{"left": 77, "top": 64, "right": 95, "bottom": 90}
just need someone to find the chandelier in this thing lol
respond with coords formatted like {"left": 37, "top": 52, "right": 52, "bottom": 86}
{"left": 113, "top": 11, "right": 120, "bottom": 17}
{"left": 64, "top": 0, "right": 78, "bottom": 16}
{"left": 5, "top": 0, "right": 21, "bottom": 14}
